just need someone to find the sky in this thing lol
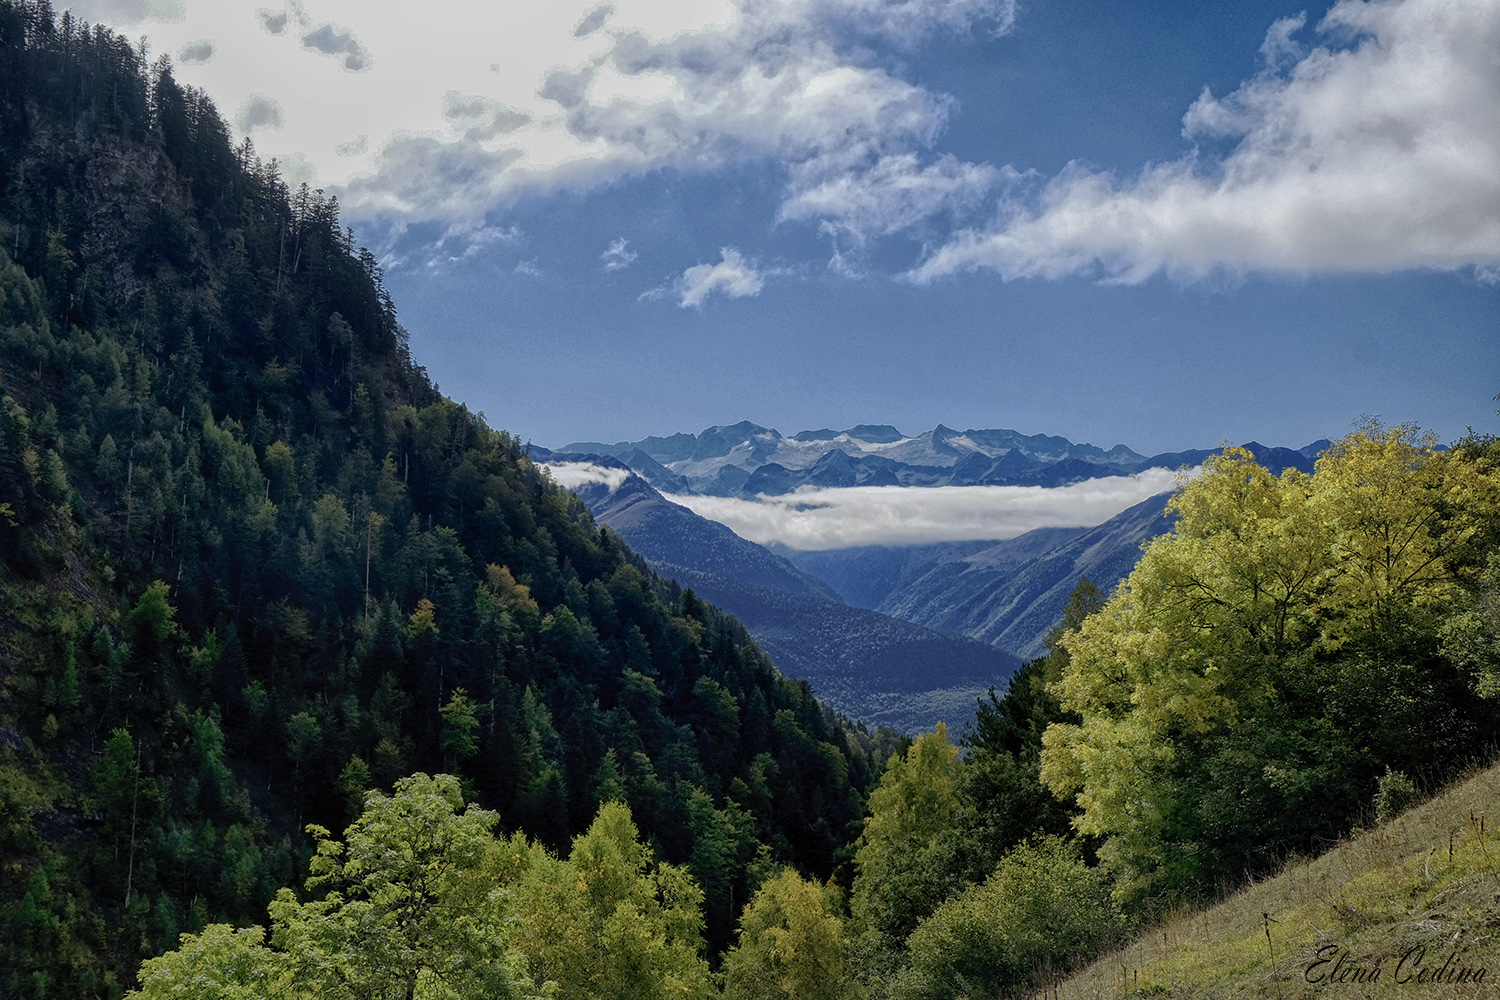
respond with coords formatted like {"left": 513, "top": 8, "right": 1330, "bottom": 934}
{"left": 75, "top": 0, "right": 1500, "bottom": 457}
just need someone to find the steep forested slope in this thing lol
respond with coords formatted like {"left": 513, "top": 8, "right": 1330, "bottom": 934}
{"left": 0, "top": 4, "right": 887, "bottom": 993}
{"left": 551, "top": 456, "right": 1021, "bottom": 732}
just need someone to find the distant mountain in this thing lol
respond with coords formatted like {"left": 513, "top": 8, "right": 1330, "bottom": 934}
{"left": 779, "top": 530, "right": 1085, "bottom": 614}
{"left": 790, "top": 494, "right": 1175, "bottom": 661}
{"left": 564, "top": 422, "right": 1154, "bottom": 496}
{"left": 780, "top": 442, "right": 1324, "bottom": 660}
{"left": 563, "top": 423, "right": 1324, "bottom": 498}
{"left": 538, "top": 451, "right": 1021, "bottom": 732}
{"left": 552, "top": 430, "right": 1329, "bottom": 669}
{"left": 553, "top": 455, "right": 840, "bottom": 602}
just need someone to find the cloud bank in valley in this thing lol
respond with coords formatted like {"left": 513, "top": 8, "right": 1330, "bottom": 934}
{"left": 661, "top": 469, "right": 1181, "bottom": 550}
{"left": 544, "top": 461, "right": 633, "bottom": 492}
{"left": 911, "top": 0, "right": 1500, "bottom": 284}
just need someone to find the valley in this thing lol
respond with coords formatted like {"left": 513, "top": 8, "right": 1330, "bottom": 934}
{"left": 546, "top": 427, "right": 1331, "bottom": 725}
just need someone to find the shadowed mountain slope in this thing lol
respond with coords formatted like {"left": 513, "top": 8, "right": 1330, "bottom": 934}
{"left": 539, "top": 452, "right": 1022, "bottom": 732}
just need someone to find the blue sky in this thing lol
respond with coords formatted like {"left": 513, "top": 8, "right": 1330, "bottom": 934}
{"left": 80, "top": 0, "right": 1500, "bottom": 455}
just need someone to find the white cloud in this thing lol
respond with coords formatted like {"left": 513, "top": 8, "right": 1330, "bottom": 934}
{"left": 662, "top": 469, "right": 1181, "bottom": 549}
{"left": 104, "top": 0, "right": 1012, "bottom": 231}
{"left": 781, "top": 152, "right": 1007, "bottom": 245}
{"left": 667, "top": 248, "right": 766, "bottom": 307}
{"left": 601, "top": 237, "right": 638, "bottom": 271}
{"left": 423, "top": 221, "right": 522, "bottom": 269}
{"left": 545, "top": 461, "right": 633, "bottom": 491}
{"left": 912, "top": 0, "right": 1500, "bottom": 284}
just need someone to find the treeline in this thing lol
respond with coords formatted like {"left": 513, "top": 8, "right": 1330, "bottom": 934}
{"left": 0, "top": 3, "right": 894, "bottom": 994}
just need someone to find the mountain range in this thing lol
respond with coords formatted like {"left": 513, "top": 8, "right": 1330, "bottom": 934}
{"left": 564, "top": 421, "right": 1329, "bottom": 497}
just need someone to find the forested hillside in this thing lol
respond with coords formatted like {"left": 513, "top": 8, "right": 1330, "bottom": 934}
{"left": 0, "top": 3, "right": 892, "bottom": 992}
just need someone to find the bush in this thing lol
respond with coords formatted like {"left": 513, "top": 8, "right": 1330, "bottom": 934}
{"left": 1374, "top": 768, "right": 1419, "bottom": 824}
{"left": 893, "top": 837, "right": 1117, "bottom": 1000}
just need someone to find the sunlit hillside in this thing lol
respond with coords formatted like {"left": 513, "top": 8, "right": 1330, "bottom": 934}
{"left": 1053, "top": 760, "right": 1500, "bottom": 999}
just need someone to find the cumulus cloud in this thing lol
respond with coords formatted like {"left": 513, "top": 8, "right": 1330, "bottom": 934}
{"left": 234, "top": 94, "right": 284, "bottom": 133}
{"left": 98, "top": 0, "right": 1019, "bottom": 246}
{"left": 601, "top": 238, "right": 638, "bottom": 271}
{"left": 912, "top": 0, "right": 1500, "bottom": 284}
{"left": 661, "top": 469, "right": 1181, "bottom": 549}
{"left": 665, "top": 248, "right": 766, "bottom": 307}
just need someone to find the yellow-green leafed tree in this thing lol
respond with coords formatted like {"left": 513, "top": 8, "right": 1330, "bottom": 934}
{"left": 1041, "top": 426, "right": 1500, "bottom": 903}
{"left": 131, "top": 774, "right": 535, "bottom": 1000}
{"left": 132, "top": 925, "right": 299, "bottom": 1000}
{"left": 722, "top": 869, "right": 864, "bottom": 1000}
{"left": 510, "top": 799, "right": 714, "bottom": 1000}
{"left": 1310, "top": 426, "right": 1498, "bottom": 641}
{"left": 850, "top": 725, "right": 964, "bottom": 950}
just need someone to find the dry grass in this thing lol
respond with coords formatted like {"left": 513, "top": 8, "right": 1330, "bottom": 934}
{"left": 1044, "top": 762, "right": 1500, "bottom": 999}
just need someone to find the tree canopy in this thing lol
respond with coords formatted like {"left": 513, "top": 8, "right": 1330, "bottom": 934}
{"left": 1042, "top": 427, "right": 1500, "bottom": 900}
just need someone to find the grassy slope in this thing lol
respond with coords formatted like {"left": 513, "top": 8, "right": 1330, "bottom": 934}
{"left": 1052, "top": 761, "right": 1500, "bottom": 999}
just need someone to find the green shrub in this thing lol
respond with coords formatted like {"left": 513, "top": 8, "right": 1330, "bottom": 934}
{"left": 894, "top": 837, "right": 1117, "bottom": 1000}
{"left": 1374, "top": 767, "right": 1419, "bottom": 824}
